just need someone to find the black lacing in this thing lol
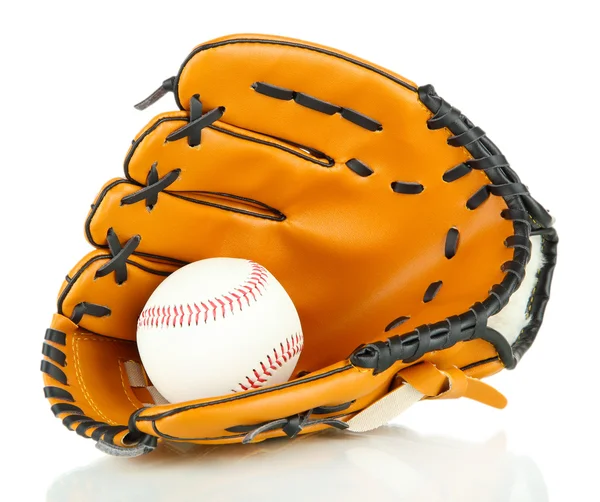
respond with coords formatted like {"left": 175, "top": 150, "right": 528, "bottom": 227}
{"left": 67, "top": 229, "right": 140, "bottom": 324}
{"left": 41, "top": 326, "right": 140, "bottom": 450}
{"left": 122, "top": 95, "right": 225, "bottom": 211}
{"left": 121, "top": 163, "right": 180, "bottom": 210}
{"left": 70, "top": 302, "right": 111, "bottom": 324}
{"left": 226, "top": 405, "right": 352, "bottom": 444}
{"left": 352, "top": 85, "right": 555, "bottom": 374}
{"left": 95, "top": 228, "right": 140, "bottom": 284}
{"left": 431, "top": 94, "right": 553, "bottom": 229}
{"left": 165, "top": 94, "right": 225, "bottom": 147}
{"left": 428, "top": 101, "right": 531, "bottom": 212}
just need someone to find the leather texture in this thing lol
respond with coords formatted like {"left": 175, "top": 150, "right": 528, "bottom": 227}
{"left": 41, "top": 33, "right": 556, "bottom": 452}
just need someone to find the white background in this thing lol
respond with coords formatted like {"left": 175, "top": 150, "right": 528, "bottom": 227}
{"left": 1, "top": 1, "right": 597, "bottom": 500}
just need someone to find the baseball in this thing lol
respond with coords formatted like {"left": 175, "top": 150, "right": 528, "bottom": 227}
{"left": 136, "top": 258, "right": 303, "bottom": 403}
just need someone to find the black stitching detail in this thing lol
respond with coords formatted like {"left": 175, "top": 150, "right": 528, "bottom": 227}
{"left": 165, "top": 95, "right": 224, "bottom": 147}
{"left": 444, "top": 155, "right": 510, "bottom": 183}
{"left": 76, "top": 421, "right": 106, "bottom": 437}
{"left": 422, "top": 84, "right": 549, "bottom": 232}
{"left": 252, "top": 81, "right": 382, "bottom": 131}
{"left": 252, "top": 82, "right": 295, "bottom": 100}
{"left": 294, "top": 92, "right": 340, "bottom": 115}
{"left": 501, "top": 261, "right": 525, "bottom": 282}
{"left": 501, "top": 209, "right": 531, "bottom": 224}
{"left": 489, "top": 283, "right": 509, "bottom": 312}
{"left": 467, "top": 186, "right": 490, "bottom": 209}
{"left": 423, "top": 281, "right": 443, "bottom": 303}
{"left": 51, "top": 403, "right": 83, "bottom": 416}
{"left": 391, "top": 181, "right": 424, "bottom": 194}
{"left": 443, "top": 163, "right": 471, "bottom": 182}
{"left": 63, "top": 415, "right": 92, "bottom": 429}
{"left": 467, "top": 154, "right": 509, "bottom": 170}
{"left": 445, "top": 228, "right": 460, "bottom": 259}
{"left": 426, "top": 99, "right": 462, "bottom": 130}
{"left": 45, "top": 328, "right": 66, "bottom": 345}
{"left": 91, "top": 425, "right": 114, "bottom": 441}
{"left": 94, "top": 229, "right": 141, "bottom": 284}
{"left": 340, "top": 108, "right": 382, "bottom": 131}
{"left": 468, "top": 183, "right": 529, "bottom": 210}
{"left": 447, "top": 126, "right": 486, "bottom": 147}
{"left": 445, "top": 316, "right": 462, "bottom": 349}
{"left": 505, "top": 235, "right": 531, "bottom": 253}
{"left": 121, "top": 163, "right": 180, "bottom": 210}
{"left": 385, "top": 316, "right": 410, "bottom": 333}
{"left": 71, "top": 302, "right": 111, "bottom": 324}
{"left": 469, "top": 302, "right": 489, "bottom": 340}
{"left": 489, "top": 183, "right": 529, "bottom": 197}
{"left": 346, "top": 158, "right": 374, "bottom": 177}
{"left": 41, "top": 360, "right": 67, "bottom": 385}
{"left": 102, "top": 426, "right": 129, "bottom": 445}
{"left": 404, "top": 325, "right": 432, "bottom": 363}
{"left": 44, "top": 386, "right": 74, "bottom": 402}
{"left": 42, "top": 343, "right": 66, "bottom": 367}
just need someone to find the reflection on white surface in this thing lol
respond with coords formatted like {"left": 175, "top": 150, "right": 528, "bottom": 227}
{"left": 46, "top": 426, "right": 547, "bottom": 502}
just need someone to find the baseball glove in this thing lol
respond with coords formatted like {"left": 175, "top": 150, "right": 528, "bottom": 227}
{"left": 41, "top": 34, "right": 557, "bottom": 456}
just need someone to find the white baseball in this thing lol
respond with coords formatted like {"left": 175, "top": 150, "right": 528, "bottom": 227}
{"left": 136, "top": 258, "right": 303, "bottom": 403}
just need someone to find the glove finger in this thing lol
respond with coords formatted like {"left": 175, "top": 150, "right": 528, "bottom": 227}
{"left": 174, "top": 34, "right": 458, "bottom": 181}
{"left": 58, "top": 249, "right": 177, "bottom": 340}
{"left": 125, "top": 112, "right": 340, "bottom": 207}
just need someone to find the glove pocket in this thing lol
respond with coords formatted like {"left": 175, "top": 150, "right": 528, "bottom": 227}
{"left": 41, "top": 313, "right": 151, "bottom": 450}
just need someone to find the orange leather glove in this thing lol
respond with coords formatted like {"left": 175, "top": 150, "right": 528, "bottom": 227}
{"left": 41, "top": 34, "right": 557, "bottom": 456}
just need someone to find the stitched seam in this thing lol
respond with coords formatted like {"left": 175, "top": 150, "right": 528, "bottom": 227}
{"left": 118, "top": 362, "right": 145, "bottom": 411}
{"left": 252, "top": 82, "right": 381, "bottom": 131}
{"left": 233, "top": 332, "right": 304, "bottom": 393}
{"left": 73, "top": 336, "right": 115, "bottom": 425}
{"left": 138, "top": 262, "right": 269, "bottom": 329}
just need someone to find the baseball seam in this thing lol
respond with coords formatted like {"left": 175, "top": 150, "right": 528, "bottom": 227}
{"left": 233, "top": 332, "right": 304, "bottom": 393}
{"left": 138, "top": 262, "right": 268, "bottom": 328}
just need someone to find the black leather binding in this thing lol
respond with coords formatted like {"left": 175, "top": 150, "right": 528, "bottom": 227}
{"left": 41, "top": 360, "right": 67, "bottom": 385}
{"left": 94, "top": 228, "right": 141, "bottom": 284}
{"left": 44, "top": 386, "right": 74, "bottom": 402}
{"left": 346, "top": 158, "right": 374, "bottom": 177}
{"left": 391, "top": 181, "right": 425, "bottom": 194}
{"left": 44, "top": 329, "right": 66, "bottom": 345}
{"left": 352, "top": 85, "right": 556, "bottom": 374}
{"left": 445, "top": 228, "right": 460, "bottom": 259}
{"left": 42, "top": 343, "right": 66, "bottom": 366}
{"left": 70, "top": 302, "right": 111, "bottom": 324}
{"left": 294, "top": 92, "right": 340, "bottom": 115}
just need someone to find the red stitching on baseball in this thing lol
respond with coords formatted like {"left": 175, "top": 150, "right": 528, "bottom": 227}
{"left": 138, "top": 261, "right": 270, "bottom": 329}
{"left": 231, "top": 332, "right": 304, "bottom": 393}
